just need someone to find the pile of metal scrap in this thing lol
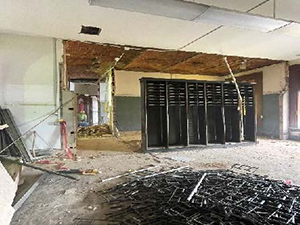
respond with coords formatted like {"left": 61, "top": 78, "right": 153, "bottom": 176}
{"left": 0, "top": 107, "right": 32, "bottom": 162}
{"left": 77, "top": 124, "right": 112, "bottom": 138}
{"left": 99, "top": 168, "right": 300, "bottom": 225}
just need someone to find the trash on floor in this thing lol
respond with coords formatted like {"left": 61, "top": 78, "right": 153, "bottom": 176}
{"left": 78, "top": 124, "right": 112, "bottom": 138}
{"left": 57, "top": 168, "right": 100, "bottom": 175}
{"left": 99, "top": 168, "right": 300, "bottom": 225}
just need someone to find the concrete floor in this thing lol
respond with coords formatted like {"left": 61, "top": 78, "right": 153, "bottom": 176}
{"left": 11, "top": 138, "right": 300, "bottom": 225}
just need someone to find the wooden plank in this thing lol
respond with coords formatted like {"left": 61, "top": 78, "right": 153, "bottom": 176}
{"left": 203, "top": 83, "right": 208, "bottom": 145}
{"left": 0, "top": 108, "right": 32, "bottom": 162}
{"left": 13, "top": 174, "right": 44, "bottom": 211}
{"left": 178, "top": 83, "right": 183, "bottom": 145}
{"left": 166, "top": 81, "right": 170, "bottom": 149}
{"left": 289, "top": 65, "right": 300, "bottom": 128}
{"left": 237, "top": 72, "right": 263, "bottom": 128}
{"left": 185, "top": 82, "right": 189, "bottom": 146}
{"left": 253, "top": 85, "right": 258, "bottom": 142}
{"left": 140, "top": 80, "right": 148, "bottom": 152}
{"left": 196, "top": 84, "right": 201, "bottom": 143}
{"left": 221, "top": 83, "right": 226, "bottom": 144}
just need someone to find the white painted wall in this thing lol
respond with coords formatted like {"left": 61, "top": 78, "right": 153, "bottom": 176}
{"left": 235, "top": 62, "right": 289, "bottom": 139}
{"left": 115, "top": 70, "right": 224, "bottom": 97}
{"left": 235, "top": 63, "right": 288, "bottom": 94}
{"left": 289, "top": 58, "right": 300, "bottom": 66}
{"left": 0, "top": 33, "right": 60, "bottom": 150}
{"left": 74, "top": 83, "right": 98, "bottom": 95}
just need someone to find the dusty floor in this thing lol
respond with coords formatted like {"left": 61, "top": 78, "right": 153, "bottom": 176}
{"left": 11, "top": 138, "right": 300, "bottom": 225}
{"left": 76, "top": 131, "right": 141, "bottom": 151}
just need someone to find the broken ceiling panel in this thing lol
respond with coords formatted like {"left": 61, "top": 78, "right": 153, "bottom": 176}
{"left": 123, "top": 50, "right": 198, "bottom": 72}
{"left": 65, "top": 40, "right": 282, "bottom": 79}
{"left": 164, "top": 55, "right": 278, "bottom": 76}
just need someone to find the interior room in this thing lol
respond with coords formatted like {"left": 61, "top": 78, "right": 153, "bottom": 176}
{"left": 1, "top": 1, "right": 300, "bottom": 224}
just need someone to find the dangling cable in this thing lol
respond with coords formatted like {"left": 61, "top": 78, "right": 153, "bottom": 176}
{"left": 224, "top": 57, "right": 244, "bottom": 141}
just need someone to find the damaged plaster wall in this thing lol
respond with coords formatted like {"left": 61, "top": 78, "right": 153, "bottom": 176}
{"left": 0, "top": 33, "right": 61, "bottom": 150}
{"left": 235, "top": 63, "right": 289, "bottom": 139}
{"left": 114, "top": 70, "right": 224, "bottom": 131}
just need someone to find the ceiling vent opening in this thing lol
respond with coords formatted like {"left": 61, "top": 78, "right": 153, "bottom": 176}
{"left": 80, "top": 26, "right": 101, "bottom": 35}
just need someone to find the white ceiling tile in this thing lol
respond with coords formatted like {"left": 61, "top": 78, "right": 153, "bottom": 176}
{"left": 190, "top": 0, "right": 266, "bottom": 12}
{"left": 249, "top": 0, "right": 274, "bottom": 17}
{"left": 182, "top": 26, "right": 300, "bottom": 60}
{"left": 276, "top": 0, "right": 300, "bottom": 22}
{"left": 0, "top": 0, "right": 219, "bottom": 50}
{"left": 194, "top": 8, "right": 288, "bottom": 32}
{"left": 0, "top": 0, "right": 300, "bottom": 60}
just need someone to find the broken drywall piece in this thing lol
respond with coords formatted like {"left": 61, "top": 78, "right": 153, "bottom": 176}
{"left": 0, "top": 162, "right": 18, "bottom": 225}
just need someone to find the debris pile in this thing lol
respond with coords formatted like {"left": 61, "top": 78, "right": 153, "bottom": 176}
{"left": 78, "top": 124, "right": 111, "bottom": 138}
{"left": 0, "top": 107, "right": 32, "bottom": 161}
{"left": 99, "top": 168, "right": 300, "bottom": 225}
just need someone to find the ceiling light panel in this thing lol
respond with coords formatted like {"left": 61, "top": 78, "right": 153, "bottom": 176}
{"left": 89, "top": 0, "right": 209, "bottom": 20}
{"left": 194, "top": 8, "right": 289, "bottom": 32}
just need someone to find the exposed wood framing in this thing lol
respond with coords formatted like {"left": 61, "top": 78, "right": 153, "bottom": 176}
{"left": 64, "top": 40, "right": 282, "bottom": 80}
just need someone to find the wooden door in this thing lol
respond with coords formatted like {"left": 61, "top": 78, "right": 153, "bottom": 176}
{"left": 237, "top": 72, "right": 263, "bottom": 128}
{"left": 289, "top": 65, "right": 300, "bottom": 128}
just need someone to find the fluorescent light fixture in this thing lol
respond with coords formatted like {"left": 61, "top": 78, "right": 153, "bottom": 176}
{"left": 89, "top": 0, "right": 289, "bottom": 33}
{"left": 89, "top": 0, "right": 209, "bottom": 21}
{"left": 194, "top": 8, "right": 289, "bottom": 32}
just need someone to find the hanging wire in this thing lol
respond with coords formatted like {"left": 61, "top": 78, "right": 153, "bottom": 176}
{"left": 224, "top": 57, "right": 244, "bottom": 141}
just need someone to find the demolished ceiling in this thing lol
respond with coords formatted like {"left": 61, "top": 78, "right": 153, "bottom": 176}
{"left": 65, "top": 40, "right": 282, "bottom": 80}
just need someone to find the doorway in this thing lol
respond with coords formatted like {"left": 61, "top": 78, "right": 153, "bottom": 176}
{"left": 237, "top": 72, "right": 263, "bottom": 128}
{"left": 289, "top": 65, "right": 300, "bottom": 139}
{"left": 69, "top": 81, "right": 111, "bottom": 139}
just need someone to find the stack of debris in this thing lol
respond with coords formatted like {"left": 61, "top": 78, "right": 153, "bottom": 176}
{"left": 99, "top": 168, "right": 300, "bottom": 224}
{"left": 77, "top": 124, "right": 112, "bottom": 138}
{"left": 0, "top": 107, "right": 32, "bottom": 162}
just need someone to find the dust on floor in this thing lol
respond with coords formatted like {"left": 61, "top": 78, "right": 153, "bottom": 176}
{"left": 76, "top": 131, "right": 141, "bottom": 152}
{"left": 11, "top": 138, "right": 300, "bottom": 225}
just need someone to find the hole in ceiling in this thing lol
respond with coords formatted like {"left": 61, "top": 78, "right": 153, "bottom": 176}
{"left": 80, "top": 26, "right": 101, "bottom": 35}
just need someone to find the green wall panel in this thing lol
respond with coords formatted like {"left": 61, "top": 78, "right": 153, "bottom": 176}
{"left": 115, "top": 96, "right": 141, "bottom": 131}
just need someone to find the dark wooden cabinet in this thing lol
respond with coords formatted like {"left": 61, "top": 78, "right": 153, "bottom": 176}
{"left": 141, "top": 78, "right": 256, "bottom": 151}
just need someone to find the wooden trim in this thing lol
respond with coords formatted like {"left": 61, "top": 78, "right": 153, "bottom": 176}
{"left": 203, "top": 82, "right": 208, "bottom": 145}
{"left": 289, "top": 65, "right": 300, "bottom": 129}
{"left": 140, "top": 80, "right": 148, "bottom": 152}
{"left": 166, "top": 81, "right": 170, "bottom": 148}
{"left": 237, "top": 72, "right": 263, "bottom": 128}
{"left": 185, "top": 82, "right": 189, "bottom": 146}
